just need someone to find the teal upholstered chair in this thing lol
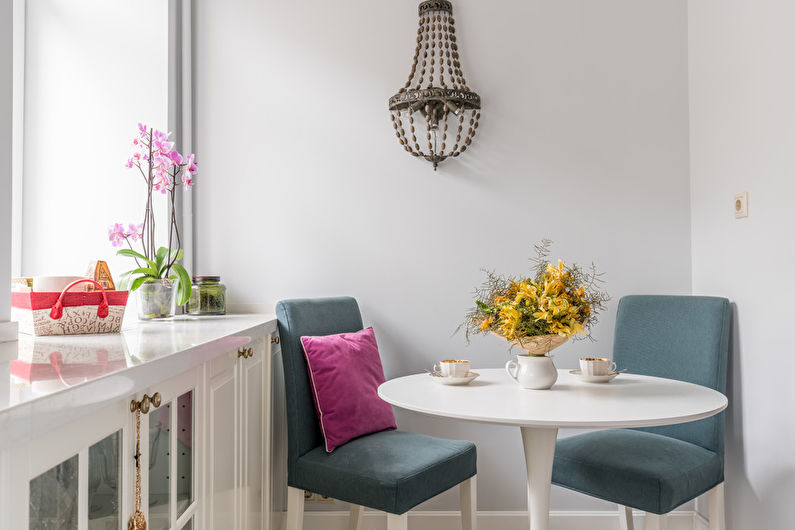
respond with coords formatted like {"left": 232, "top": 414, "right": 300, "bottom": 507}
{"left": 276, "top": 297, "right": 478, "bottom": 530}
{"left": 552, "top": 295, "right": 730, "bottom": 530}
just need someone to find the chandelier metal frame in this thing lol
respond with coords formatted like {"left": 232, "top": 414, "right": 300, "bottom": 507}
{"left": 389, "top": 0, "right": 481, "bottom": 170}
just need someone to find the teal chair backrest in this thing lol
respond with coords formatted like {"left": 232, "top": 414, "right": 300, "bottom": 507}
{"left": 275, "top": 297, "right": 364, "bottom": 482}
{"left": 612, "top": 295, "right": 731, "bottom": 457}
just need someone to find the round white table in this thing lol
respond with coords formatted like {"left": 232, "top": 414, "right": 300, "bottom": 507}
{"left": 378, "top": 368, "right": 728, "bottom": 530}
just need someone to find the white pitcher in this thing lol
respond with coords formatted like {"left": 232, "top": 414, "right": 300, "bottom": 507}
{"left": 505, "top": 355, "right": 558, "bottom": 390}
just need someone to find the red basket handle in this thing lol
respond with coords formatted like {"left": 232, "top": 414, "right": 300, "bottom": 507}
{"left": 49, "top": 279, "right": 110, "bottom": 320}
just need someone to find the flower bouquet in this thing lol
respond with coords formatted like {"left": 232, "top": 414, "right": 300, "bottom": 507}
{"left": 462, "top": 240, "right": 609, "bottom": 356}
{"left": 108, "top": 123, "right": 197, "bottom": 319}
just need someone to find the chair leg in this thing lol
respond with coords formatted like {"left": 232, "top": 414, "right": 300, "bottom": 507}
{"left": 707, "top": 483, "right": 726, "bottom": 530}
{"left": 645, "top": 513, "right": 668, "bottom": 530}
{"left": 287, "top": 487, "right": 305, "bottom": 530}
{"left": 387, "top": 513, "right": 408, "bottom": 530}
{"left": 618, "top": 505, "right": 634, "bottom": 530}
{"left": 348, "top": 504, "right": 364, "bottom": 530}
{"left": 460, "top": 475, "right": 477, "bottom": 530}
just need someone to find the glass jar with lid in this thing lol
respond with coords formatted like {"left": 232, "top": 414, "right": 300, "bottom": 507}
{"left": 186, "top": 276, "right": 227, "bottom": 315}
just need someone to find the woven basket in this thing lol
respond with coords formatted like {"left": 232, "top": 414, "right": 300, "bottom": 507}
{"left": 12, "top": 279, "right": 128, "bottom": 336}
{"left": 493, "top": 332, "right": 569, "bottom": 356}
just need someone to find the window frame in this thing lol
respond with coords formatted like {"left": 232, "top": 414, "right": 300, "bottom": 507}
{"left": 10, "top": 0, "right": 196, "bottom": 279}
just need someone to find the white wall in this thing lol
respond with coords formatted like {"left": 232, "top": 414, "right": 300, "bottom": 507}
{"left": 0, "top": 0, "right": 12, "bottom": 324}
{"left": 19, "top": 0, "right": 168, "bottom": 281}
{"left": 194, "top": 0, "right": 692, "bottom": 511}
{"left": 689, "top": 1, "right": 795, "bottom": 528}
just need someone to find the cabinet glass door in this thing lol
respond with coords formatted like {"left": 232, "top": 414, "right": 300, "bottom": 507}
{"left": 146, "top": 380, "right": 196, "bottom": 530}
{"left": 28, "top": 430, "right": 122, "bottom": 530}
{"left": 88, "top": 431, "right": 122, "bottom": 529}
{"left": 176, "top": 390, "right": 194, "bottom": 519}
{"left": 148, "top": 402, "right": 171, "bottom": 530}
{"left": 29, "top": 455, "right": 78, "bottom": 530}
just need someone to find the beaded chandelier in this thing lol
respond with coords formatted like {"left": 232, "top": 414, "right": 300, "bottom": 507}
{"left": 389, "top": 0, "right": 481, "bottom": 170}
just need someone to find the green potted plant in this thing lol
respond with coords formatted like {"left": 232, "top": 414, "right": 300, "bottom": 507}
{"left": 108, "top": 123, "right": 196, "bottom": 319}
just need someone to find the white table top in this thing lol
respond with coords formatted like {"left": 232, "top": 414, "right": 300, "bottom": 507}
{"left": 0, "top": 314, "right": 277, "bottom": 449}
{"left": 378, "top": 368, "right": 728, "bottom": 429}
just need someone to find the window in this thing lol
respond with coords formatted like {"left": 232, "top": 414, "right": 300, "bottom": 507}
{"left": 12, "top": 0, "right": 191, "bottom": 290}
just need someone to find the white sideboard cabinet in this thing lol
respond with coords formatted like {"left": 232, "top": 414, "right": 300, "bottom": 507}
{"left": 0, "top": 315, "right": 281, "bottom": 530}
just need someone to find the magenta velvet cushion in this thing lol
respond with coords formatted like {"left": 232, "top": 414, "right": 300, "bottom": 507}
{"left": 300, "top": 327, "right": 397, "bottom": 452}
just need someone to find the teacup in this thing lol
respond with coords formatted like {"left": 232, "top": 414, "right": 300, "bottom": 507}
{"left": 434, "top": 359, "right": 471, "bottom": 378}
{"left": 579, "top": 357, "right": 617, "bottom": 376}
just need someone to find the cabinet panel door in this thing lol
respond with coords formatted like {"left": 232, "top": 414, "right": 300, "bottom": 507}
{"left": 241, "top": 338, "right": 267, "bottom": 530}
{"left": 270, "top": 338, "right": 287, "bottom": 530}
{"left": 207, "top": 351, "right": 239, "bottom": 529}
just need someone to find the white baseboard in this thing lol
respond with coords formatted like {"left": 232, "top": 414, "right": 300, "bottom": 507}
{"left": 301, "top": 510, "right": 701, "bottom": 530}
{"left": 0, "top": 321, "right": 18, "bottom": 343}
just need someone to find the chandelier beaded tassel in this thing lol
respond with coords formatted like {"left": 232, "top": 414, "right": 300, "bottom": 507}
{"left": 389, "top": 1, "right": 481, "bottom": 170}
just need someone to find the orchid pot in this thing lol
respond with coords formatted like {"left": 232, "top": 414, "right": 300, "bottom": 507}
{"left": 136, "top": 279, "right": 177, "bottom": 320}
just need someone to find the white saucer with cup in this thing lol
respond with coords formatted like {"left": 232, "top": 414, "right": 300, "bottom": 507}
{"left": 433, "top": 359, "right": 471, "bottom": 377}
{"left": 430, "top": 359, "right": 479, "bottom": 385}
{"left": 579, "top": 357, "right": 617, "bottom": 376}
{"left": 570, "top": 357, "right": 621, "bottom": 384}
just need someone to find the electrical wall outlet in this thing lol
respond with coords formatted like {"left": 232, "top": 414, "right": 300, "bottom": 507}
{"left": 304, "top": 491, "right": 336, "bottom": 503}
{"left": 734, "top": 192, "right": 748, "bottom": 219}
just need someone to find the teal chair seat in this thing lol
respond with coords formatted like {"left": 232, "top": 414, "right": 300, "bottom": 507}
{"left": 551, "top": 295, "right": 731, "bottom": 529}
{"left": 553, "top": 429, "right": 723, "bottom": 514}
{"left": 276, "top": 297, "right": 478, "bottom": 530}
{"left": 295, "top": 430, "right": 476, "bottom": 514}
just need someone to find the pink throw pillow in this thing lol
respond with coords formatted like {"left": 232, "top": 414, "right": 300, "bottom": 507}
{"left": 301, "top": 327, "right": 397, "bottom": 452}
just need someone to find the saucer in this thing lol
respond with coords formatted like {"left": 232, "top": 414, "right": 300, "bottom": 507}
{"left": 569, "top": 369, "right": 619, "bottom": 383}
{"left": 430, "top": 371, "right": 480, "bottom": 386}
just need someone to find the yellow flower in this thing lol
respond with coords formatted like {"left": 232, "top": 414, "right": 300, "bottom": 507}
{"left": 480, "top": 317, "right": 494, "bottom": 331}
{"left": 514, "top": 281, "right": 538, "bottom": 305}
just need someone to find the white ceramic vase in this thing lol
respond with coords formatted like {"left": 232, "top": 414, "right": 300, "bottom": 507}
{"left": 505, "top": 354, "right": 558, "bottom": 390}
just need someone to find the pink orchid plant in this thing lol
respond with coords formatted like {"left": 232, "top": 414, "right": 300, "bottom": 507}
{"left": 109, "top": 123, "right": 197, "bottom": 305}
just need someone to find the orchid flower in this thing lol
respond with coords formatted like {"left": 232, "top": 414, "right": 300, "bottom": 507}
{"left": 185, "top": 154, "right": 198, "bottom": 175}
{"left": 108, "top": 223, "right": 126, "bottom": 247}
{"left": 127, "top": 223, "right": 143, "bottom": 242}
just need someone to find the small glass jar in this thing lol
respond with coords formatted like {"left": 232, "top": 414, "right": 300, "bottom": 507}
{"left": 186, "top": 276, "right": 227, "bottom": 315}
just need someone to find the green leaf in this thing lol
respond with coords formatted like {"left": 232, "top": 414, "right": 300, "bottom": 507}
{"left": 130, "top": 276, "right": 151, "bottom": 291}
{"left": 117, "top": 249, "right": 157, "bottom": 270}
{"left": 129, "top": 267, "right": 159, "bottom": 278}
{"left": 171, "top": 263, "right": 193, "bottom": 306}
{"left": 155, "top": 247, "right": 169, "bottom": 273}
{"left": 158, "top": 248, "right": 185, "bottom": 275}
{"left": 117, "top": 248, "right": 147, "bottom": 261}
{"left": 476, "top": 300, "right": 494, "bottom": 314}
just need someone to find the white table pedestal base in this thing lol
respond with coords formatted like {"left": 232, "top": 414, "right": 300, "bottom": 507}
{"left": 520, "top": 427, "right": 559, "bottom": 530}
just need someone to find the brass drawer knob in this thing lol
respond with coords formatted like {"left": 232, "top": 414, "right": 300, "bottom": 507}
{"left": 130, "top": 392, "right": 162, "bottom": 414}
{"left": 271, "top": 336, "right": 280, "bottom": 344}
{"left": 238, "top": 347, "right": 254, "bottom": 359}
